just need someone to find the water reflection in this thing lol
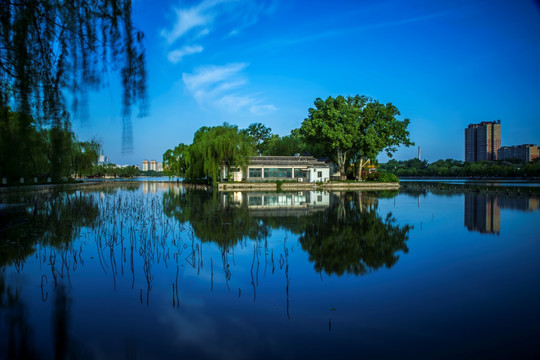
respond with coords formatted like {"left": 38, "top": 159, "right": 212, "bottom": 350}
{"left": 297, "top": 192, "right": 411, "bottom": 275}
{"left": 162, "top": 189, "right": 270, "bottom": 247}
{"left": 0, "top": 274, "right": 40, "bottom": 359}
{"left": 400, "top": 181, "right": 540, "bottom": 235}
{"left": 223, "top": 191, "right": 330, "bottom": 216}
{"left": 163, "top": 190, "right": 412, "bottom": 276}
{"left": 0, "top": 191, "right": 99, "bottom": 268}
{"left": 141, "top": 181, "right": 180, "bottom": 194}
{"left": 464, "top": 193, "right": 539, "bottom": 234}
{"left": 0, "top": 185, "right": 411, "bottom": 358}
{"left": 1, "top": 183, "right": 539, "bottom": 358}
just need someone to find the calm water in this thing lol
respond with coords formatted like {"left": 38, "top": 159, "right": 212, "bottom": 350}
{"left": 1, "top": 182, "right": 539, "bottom": 359}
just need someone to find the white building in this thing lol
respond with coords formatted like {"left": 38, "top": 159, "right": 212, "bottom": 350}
{"left": 142, "top": 160, "right": 149, "bottom": 171}
{"left": 222, "top": 156, "right": 330, "bottom": 183}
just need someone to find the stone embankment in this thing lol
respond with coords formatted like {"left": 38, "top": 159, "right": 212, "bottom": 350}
{"left": 217, "top": 182, "right": 399, "bottom": 191}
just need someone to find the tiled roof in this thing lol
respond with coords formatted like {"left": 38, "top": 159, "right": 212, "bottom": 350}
{"left": 248, "top": 156, "right": 329, "bottom": 168}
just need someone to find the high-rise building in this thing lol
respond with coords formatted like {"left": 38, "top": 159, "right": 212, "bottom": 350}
{"left": 150, "top": 160, "right": 157, "bottom": 171}
{"left": 498, "top": 144, "right": 538, "bottom": 163}
{"left": 98, "top": 155, "right": 109, "bottom": 165}
{"left": 465, "top": 120, "right": 501, "bottom": 162}
{"left": 142, "top": 160, "right": 149, "bottom": 171}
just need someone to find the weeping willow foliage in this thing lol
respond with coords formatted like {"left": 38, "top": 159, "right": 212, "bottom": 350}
{"left": 0, "top": 0, "right": 146, "bottom": 179}
{"left": 178, "top": 123, "right": 255, "bottom": 185}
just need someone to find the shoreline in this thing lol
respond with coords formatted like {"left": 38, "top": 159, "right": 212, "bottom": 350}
{"left": 398, "top": 176, "right": 540, "bottom": 182}
{"left": 217, "top": 181, "right": 400, "bottom": 192}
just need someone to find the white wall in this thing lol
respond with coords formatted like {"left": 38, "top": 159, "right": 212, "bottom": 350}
{"left": 308, "top": 167, "right": 330, "bottom": 182}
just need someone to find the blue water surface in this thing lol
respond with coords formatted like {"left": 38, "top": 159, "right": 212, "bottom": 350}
{"left": 1, "top": 182, "right": 539, "bottom": 359}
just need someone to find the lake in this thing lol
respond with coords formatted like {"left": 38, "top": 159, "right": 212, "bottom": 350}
{"left": 1, "top": 182, "right": 539, "bottom": 359}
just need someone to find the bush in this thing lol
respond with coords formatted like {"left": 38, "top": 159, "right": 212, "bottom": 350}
{"left": 364, "top": 172, "right": 399, "bottom": 183}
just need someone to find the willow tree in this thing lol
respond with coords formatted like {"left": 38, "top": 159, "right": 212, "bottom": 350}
{"left": 0, "top": 0, "right": 146, "bottom": 181}
{"left": 188, "top": 123, "right": 254, "bottom": 185}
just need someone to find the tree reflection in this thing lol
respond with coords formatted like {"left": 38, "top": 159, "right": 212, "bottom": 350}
{"left": 0, "top": 274, "right": 88, "bottom": 359}
{"left": 0, "top": 191, "right": 99, "bottom": 267}
{"left": 162, "top": 189, "right": 269, "bottom": 248}
{"left": 163, "top": 189, "right": 411, "bottom": 277}
{"left": 298, "top": 192, "right": 411, "bottom": 276}
{"left": 0, "top": 275, "right": 40, "bottom": 359}
{"left": 53, "top": 284, "right": 73, "bottom": 360}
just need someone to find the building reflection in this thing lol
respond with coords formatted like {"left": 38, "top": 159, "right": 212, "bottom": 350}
{"left": 221, "top": 191, "right": 330, "bottom": 216}
{"left": 464, "top": 193, "right": 539, "bottom": 234}
{"left": 142, "top": 181, "right": 182, "bottom": 194}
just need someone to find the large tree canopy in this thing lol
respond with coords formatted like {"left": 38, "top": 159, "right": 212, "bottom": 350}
{"left": 164, "top": 123, "right": 255, "bottom": 186}
{"left": 300, "top": 95, "right": 413, "bottom": 179}
{"left": 189, "top": 123, "right": 254, "bottom": 185}
{"left": 354, "top": 99, "right": 414, "bottom": 178}
{"left": 0, "top": 0, "right": 146, "bottom": 180}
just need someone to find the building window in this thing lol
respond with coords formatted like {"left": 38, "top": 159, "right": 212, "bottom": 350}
{"left": 317, "top": 171, "right": 322, "bottom": 178}
{"left": 294, "top": 169, "right": 306, "bottom": 178}
{"left": 248, "top": 196, "right": 263, "bottom": 206}
{"left": 264, "top": 168, "right": 292, "bottom": 178}
{"left": 249, "top": 168, "right": 262, "bottom": 178}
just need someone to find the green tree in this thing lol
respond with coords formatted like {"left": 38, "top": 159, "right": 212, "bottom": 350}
{"left": 72, "top": 138, "right": 101, "bottom": 178}
{"left": 263, "top": 134, "right": 304, "bottom": 156}
{"left": 354, "top": 100, "right": 414, "bottom": 178}
{"left": 0, "top": 108, "right": 47, "bottom": 179}
{"left": 243, "top": 122, "right": 272, "bottom": 155}
{"left": 300, "top": 96, "right": 366, "bottom": 179}
{"left": 300, "top": 95, "right": 413, "bottom": 180}
{"left": 163, "top": 143, "right": 189, "bottom": 178}
{"left": 188, "top": 123, "right": 254, "bottom": 185}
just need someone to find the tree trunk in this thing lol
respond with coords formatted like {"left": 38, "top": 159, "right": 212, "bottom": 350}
{"left": 337, "top": 149, "right": 348, "bottom": 180}
{"left": 358, "top": 157, "right": 364, "bottom": 180}
{"left": 357, "top": 191, "right": 363, "bottom": 213}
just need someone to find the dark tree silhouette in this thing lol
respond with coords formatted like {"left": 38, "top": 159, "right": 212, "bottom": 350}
{"left": 0, "top": 0, "right": 146, "bottom": 180}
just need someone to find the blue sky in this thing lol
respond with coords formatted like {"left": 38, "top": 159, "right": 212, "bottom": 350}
{"left": 72, "top": 0, "right": 540, "bottom": 166}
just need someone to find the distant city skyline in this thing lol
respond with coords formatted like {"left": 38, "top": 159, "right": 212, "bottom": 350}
{"left": 71, "top": 0, "right": 540, "bottom": 165}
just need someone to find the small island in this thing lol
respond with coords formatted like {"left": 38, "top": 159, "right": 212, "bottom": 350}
{"left": 163, "top": 95, "right": 410, "bottom": 188}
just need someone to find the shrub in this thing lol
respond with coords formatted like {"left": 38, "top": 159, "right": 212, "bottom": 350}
{"left": 365, "top": 172, "right": 399, "bottom": 183}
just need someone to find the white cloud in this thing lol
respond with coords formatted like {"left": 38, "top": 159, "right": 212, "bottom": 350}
{"left": 197, "top": 28, "right": 210, "bottom": 38}
{"left": 183, "top": 63, "right": 248, "bottom": 92}
{"left": 249, "top": 104, "right": 278, "bottom": 115}
{"left": 161, "top": 0, "right": 275, "bottom": 44}
{"left": 218, "top": 94, "right": 257, "bottom": 112}
{"left": 182, "top": 63, "right": 276, "bottom": 114}
{"left": 167, "top": 45, "right": 204, "bottom": 63}
{"left": 160, "top": 0, "right": 230, "bottom": 44}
